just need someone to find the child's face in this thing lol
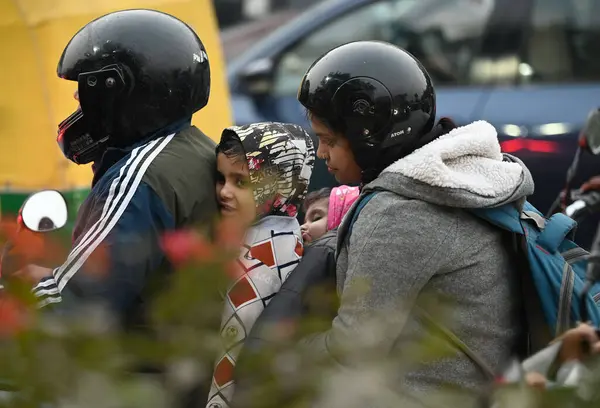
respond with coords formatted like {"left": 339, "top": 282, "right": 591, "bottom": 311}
{"left": 216, "top": 152, "right": 256, "bottom": 229}
{"left": 301, "top": 198, "right": 329, "bottom": 244}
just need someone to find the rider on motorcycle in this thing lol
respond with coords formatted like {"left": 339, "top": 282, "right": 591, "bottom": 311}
{"left": 282, "top": 40, "right": 534, "bottom": 408}
{"left": 22, "top": 9, "right": 218, "bottom": 325}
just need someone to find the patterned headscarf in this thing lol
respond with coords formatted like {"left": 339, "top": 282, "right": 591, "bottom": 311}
{"left": 219, "top": 122, "right": 315, "bottom": 219}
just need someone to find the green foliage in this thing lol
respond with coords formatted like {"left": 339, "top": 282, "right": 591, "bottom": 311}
{"left": 0, "top": 223, "right": 599, "bottom": 408}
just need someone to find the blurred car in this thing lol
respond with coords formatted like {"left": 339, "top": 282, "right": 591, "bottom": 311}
{"left": 214, "top": 0, "right": 320, "bottom": 29}
{"left": 227, "top": 0, "right": 600, "bottom": 247}
{"left": 220, "top": 9, "right": 300, "bottom": 61}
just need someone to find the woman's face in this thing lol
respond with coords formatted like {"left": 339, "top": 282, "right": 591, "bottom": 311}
{"left": 300, "top": 198, "right": 329, "bottom": 244}
{"left": 216, "top": 152, "right": 256, "bottom": 228}
{"left": 310, "top": 116, "right": 362, "bottom": 184}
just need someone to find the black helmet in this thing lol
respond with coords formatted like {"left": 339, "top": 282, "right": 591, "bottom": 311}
{"left": 57, "top": 9, "right": 210, "bottom": 164}
{"left": 297, "top": 41, "right": 436, "bottom": 177}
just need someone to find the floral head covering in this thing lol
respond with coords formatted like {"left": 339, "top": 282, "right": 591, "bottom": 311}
{"left": 219, "top": 122, "right": 315, "bottom": 218}
{"left": 327, "top": 185, "right": 360, "bottom": 231}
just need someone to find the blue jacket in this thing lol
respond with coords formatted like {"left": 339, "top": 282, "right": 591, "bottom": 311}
{"left": 31, "top": 125, "right": 218, "bottom": 324}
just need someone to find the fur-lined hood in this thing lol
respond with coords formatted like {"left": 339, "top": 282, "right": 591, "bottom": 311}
{"left": 366, "top": 120, "right": 535, "bottom": 208}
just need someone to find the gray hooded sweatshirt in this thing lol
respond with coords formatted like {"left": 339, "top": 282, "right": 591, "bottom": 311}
{"left": 302, "top": 121, "right": 535, "bottom": 408}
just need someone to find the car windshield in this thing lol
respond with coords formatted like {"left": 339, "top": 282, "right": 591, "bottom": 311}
{"left": 265, "top": 0, "right": 496, "bottom": 95}
{"left": 226, "top": 0, "right": 348, "bottom": 78}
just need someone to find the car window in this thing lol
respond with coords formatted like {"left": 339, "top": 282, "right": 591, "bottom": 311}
{"left": 272, "top": 0, "right": 496, "bottom": 96}
{"left": 519, "top": 0, "right": 600, "bottom": 84}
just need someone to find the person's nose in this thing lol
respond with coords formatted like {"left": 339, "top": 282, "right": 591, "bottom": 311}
{"left": 219, "top": 183, "right": 234, "bottom": 201}
{"left": 316, "top": 142, "right": 328, "bottom": 160}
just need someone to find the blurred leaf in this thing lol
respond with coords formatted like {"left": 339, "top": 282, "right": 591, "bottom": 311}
{"left": 0, "top": 217, "right": 597, "bottom": 408}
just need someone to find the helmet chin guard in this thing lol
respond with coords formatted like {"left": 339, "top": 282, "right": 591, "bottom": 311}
{"left": 57, "top": 109, "right": 109, "bottom": 164}
{"left": 57, "top": 65, "right": 125, "bottom": 164}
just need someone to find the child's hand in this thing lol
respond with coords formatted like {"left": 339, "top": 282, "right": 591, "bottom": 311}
{"left": 558, "top": 323, "right": 600, "bottom": 362}
{"left": 13, "top": 264, "right": 53, "bottom": 285}
{"left": 580, "top": 176, "right": 600, "bottom": 193}
{"left": 525, "top": 371, "right": 548, "bottom": 390}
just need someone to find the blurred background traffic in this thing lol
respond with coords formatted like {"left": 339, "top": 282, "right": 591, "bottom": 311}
{"left": 2, "top": 0, "right": 600, "bottom": 246}
{"left": 222, "top": 0, "right": 600, "bottom": 248}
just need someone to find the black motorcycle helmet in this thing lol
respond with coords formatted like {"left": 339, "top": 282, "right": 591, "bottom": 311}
{"left": 297, "top": 41, "right": 437, "bottom": 182}
{"left": 57, "top": 9, "right": 210, "bottom": 164}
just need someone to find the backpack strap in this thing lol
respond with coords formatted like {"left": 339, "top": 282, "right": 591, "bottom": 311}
{"left": 536, "top": 212, "right": 577, "bottom": 252}
{"left": 347, "top": 192, "right": 378, "bottom": 238}
{"left": 336, "top": 191, "right": 379, "bottom": 259}
{"left": 470, "top": 204, "right": 525, "bottom": 235}
{"left": 413, "top": 306, "right": 496, "bottom": 380}
{"left": 469, "top": 203, "right": 554, "bottom": 355}
{"left": 515, "top": 235, "right": 554, "bottom": 353}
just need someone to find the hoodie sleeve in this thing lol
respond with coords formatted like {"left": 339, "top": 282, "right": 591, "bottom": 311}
{"left": 240, "top": 237, "right": 337, "bottom": 353}
{"left": 31, "top": 181, "right": 175, "bottom": 318}
{"left": 299, "top": 192, "right": 456, "bottom": 364}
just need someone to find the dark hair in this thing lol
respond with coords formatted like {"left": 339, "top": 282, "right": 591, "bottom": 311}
{"left": 303, "top": 187, "right": 332, "bottom": 212}
{"left": 305, "top": 109, "right": 344, "bottom": 136}
{"left": 216, "top": 130, "right": 246, "bottom": 162}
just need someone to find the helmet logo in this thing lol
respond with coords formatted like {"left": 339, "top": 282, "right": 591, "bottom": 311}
{"left": 352, "top": 99, "right": 371, "bottom": 115}
{"left": 193, "top": 50, "right": 208, "bottom": 64}
{"left": 391, "top": 127, "right": 412, "bottom": 138}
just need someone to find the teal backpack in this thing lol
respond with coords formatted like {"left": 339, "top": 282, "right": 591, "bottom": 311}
{"left": 348, "top": 192, "right": 600, "bottom": 345}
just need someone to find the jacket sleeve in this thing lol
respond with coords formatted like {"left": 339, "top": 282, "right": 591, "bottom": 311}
{"left": 298, "top": 194, "right": 455, "bottom": 365}
{"left": 241, "top": 241, "right": 337, "bottom": 354}
{"left": 31, "top": 181, "right": 175, "bottom": 316}
{"left": 230, "top": 239, "right": 337, "bottom": 408}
